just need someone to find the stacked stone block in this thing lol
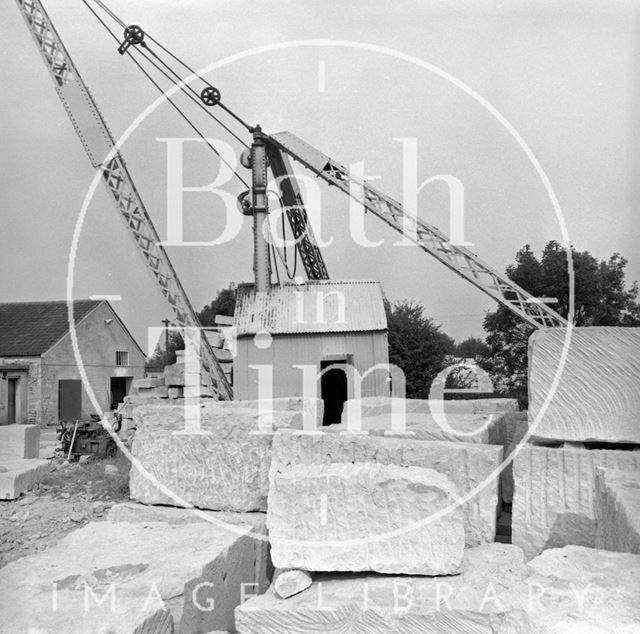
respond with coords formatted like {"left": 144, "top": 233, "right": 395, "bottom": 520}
{"left": 271, "top": 429, "right": 502, "bottom": 547}
{"left": 513, "top": 326, "right": 640, "bottom": 559}
{"left": 268, "top": 462, "right": 465, "bottom": 575}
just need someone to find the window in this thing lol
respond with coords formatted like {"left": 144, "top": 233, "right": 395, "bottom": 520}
{"left": 116, "top": 350, "right": 129, "bottom": 367}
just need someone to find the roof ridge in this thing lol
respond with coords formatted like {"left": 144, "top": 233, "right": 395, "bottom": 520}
{"left": 0, "top": 299, "right": 101, "bottom": 306}
{"left": 236, "top": 279, "right": 382, "bottom": 289}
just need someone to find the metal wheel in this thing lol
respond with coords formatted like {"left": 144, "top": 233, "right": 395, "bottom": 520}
{"left": 123, "top": 25, "right": 144, "bottom": 45}
{"left": 200, "top": 86, "right": 221, "bottom": 106}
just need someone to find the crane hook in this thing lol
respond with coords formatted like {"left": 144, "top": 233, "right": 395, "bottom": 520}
{"left": 118, "top": 25, "right": 145, "bottom": 55}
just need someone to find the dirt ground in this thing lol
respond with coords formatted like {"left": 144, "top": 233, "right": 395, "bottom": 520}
{"left": 0, "top": 453, "right": 130, "bottom": 568}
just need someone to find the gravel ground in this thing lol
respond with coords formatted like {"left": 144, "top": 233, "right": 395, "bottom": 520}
{"left": 0, "top": 453, "right": 130, "bottom": 568}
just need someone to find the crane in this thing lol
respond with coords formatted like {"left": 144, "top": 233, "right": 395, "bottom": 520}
{"left": 15, "top": 0, "right": 567, "bottom": 340}
{"left": 90, "top": 6, "right": 562, "bottom": 331}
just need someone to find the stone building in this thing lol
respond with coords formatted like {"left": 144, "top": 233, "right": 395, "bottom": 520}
{"left": 0, "top": 300, "right": 145, "bottom": 426}
{"left": 233, "top": 280, "right": 389, "bottom": 424}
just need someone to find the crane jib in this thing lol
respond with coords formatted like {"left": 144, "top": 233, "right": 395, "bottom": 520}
{"left": 265, "top": 131, "right": 568, "bottom": 330}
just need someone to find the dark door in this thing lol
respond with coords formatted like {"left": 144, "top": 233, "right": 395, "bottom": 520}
{"left": 320, "top": 361, "right": 348, "bottom": 426}
{"left": 110, "top": 377, "right": 130, "bottom": 409}
{"left": 7, "top": 378, "right": 18, "bottom": 424}
{"left": 58, "top": 379, "right": 81, "bottom": 422}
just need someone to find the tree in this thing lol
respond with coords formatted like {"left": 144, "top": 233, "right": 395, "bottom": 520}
{"left": 147, "top": 330, "right": 184, "bottom": 369}
{"left": 482, "top": 241, "right": 640, "bottom": 406}
{"left": 455, "top": 337, "right": 489, "bottom": 360}
{"left": 385, "top": 299, "right": 455, "bottom": 399}
{"left": 198, "top": 284, "right": 237, "bottom": 327}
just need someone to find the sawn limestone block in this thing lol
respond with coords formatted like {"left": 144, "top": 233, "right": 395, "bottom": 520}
{"left": 107, "top": 501, "right": 266, "bottom": 529}
{"left": 138, "top": 385, "right": 169, "bottom": 398}
{"left": 331, "top": 411, "right": 495, "bottom": 443}
{"left": 469, "top": 398, "right": 519, "bottom": 413}
{"left": 595, "top": 468, "right": 640, "bottom": 554}
{"left": 164, "top": 362, "right": 218, "bottom": 393}
{"left": 221, "top": 397, "right": 324, "bottom": 430}
{"left": 129, "top": 403, "right": 297, "bottom": 512}
{"left": 236, "top": 544, "right": 640, "bottom": 633}
{"left": 164, "top": 361, "right": 202, "bottom": 387}
{"left": 106, "top": 502, "right": 273, "bottom": 592}
{"left": 344, "top": 396, "right": 518, "bottom": 418}
{"left": 512, "top": 444, "right": 640, "bottom": 559}
{"left": 117, "top": 393, "right": 164, "bottom": 419}
{"left": 268, "top": 462, "right": 465, "bottom": 575}
{"left": 123, "top": 397, "right": 319, "bottom": 428}
{"left": 528, "top": 327, "right": 640, "bottom": 442}
{"left": 0, "top": 458, "right": 49, "bottom": 500}
{"left": 0, "top": 519, "right": 268, "bottom": 634}
{"left": 271, "top": 430, "right": 502, "bottom": 546}
{"left": 133, "top": 377, "right": 165, "bottom": 390}
{"left": 525, "top": 545, "right": 640, "bottom": 632}
{"left": 236, "top": 543, "right": 529, "bottom": 633}
{"left": 0, "top": 424, "right": 40, "bottom": 459}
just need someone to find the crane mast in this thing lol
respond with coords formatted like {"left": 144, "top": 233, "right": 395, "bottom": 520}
{"left": 15, "top": 0, "right": 233, "bottom": 399}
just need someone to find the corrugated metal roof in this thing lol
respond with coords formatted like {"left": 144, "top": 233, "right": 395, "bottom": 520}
{"left": 0, "top": 300, "right": 102, "bottom": 357}
{"left": 234, "top": 280, "right": 387, "bottom": 336}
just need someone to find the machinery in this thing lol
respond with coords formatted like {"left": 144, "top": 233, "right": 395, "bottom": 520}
{"left": 57, "top": 414, "right": 121, "bottom": 461}
{"left": 13, "top": 0, "right": 568, "bottom": 390}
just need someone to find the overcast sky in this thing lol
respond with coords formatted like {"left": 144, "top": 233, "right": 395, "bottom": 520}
{"left": 2, "top": 0, "right": 639, "bottom": 347}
